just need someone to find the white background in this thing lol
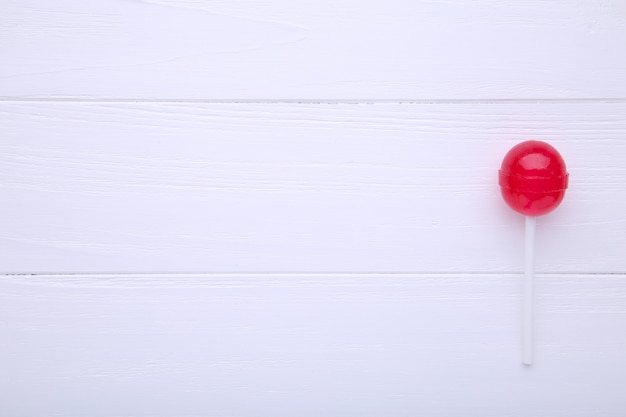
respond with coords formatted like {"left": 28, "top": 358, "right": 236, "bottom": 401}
{"left": 2, "top": 1, "right": 626, "bottom": 416}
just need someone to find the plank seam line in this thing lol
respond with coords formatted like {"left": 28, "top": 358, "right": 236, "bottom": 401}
{"left": 2, "top": 272, "right": 625, "bottom": 278}
{"left": 3, "top": 98, "right": 626, "bottom": 104}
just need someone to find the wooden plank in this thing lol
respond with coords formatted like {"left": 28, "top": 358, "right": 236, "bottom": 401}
{"left": 1, "top": 273, "right": 625, "bottom": 416}
{"left": 2, "top": 0, "right": 626, "bottom": 99}
{"left": 1, "top": 101, "right": 625, "bottom": 273}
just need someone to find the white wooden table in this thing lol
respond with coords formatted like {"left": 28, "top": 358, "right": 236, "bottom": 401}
{"left": 2, "top": 1, "right": 626, "bottom": 416}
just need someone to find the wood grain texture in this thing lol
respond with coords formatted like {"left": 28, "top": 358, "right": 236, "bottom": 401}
{"left": 3, "top": 101, "right": 626, "bottom": 274}
{"left": 3, "top": 0, "right": 626, "bottom": 99}
{"left": 1, "top": 273, "right": 625, "bottom": 416}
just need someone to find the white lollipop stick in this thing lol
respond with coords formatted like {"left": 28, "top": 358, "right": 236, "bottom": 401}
{"left": 523, "top": 215, "right": 536, "bottom": 366}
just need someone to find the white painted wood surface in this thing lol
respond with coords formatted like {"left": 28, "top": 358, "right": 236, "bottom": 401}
{"left": 3, "top": 1, "right": 626, "bottom": 415}
{"left": 2, "top": 0, "right": 626, "bottom": 99}
{"left": 2, "top": 273, "right": 626, "bottom": 416}
{"left": 2, "top": 102, "right": 626, "bottom": 273}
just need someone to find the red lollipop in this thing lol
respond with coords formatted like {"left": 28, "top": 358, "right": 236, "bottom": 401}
{"left": 499, "top": 140, "right": 568, "bottom": 366}
{"left": 499, "top": 140, "right": 568, "bottom": 216}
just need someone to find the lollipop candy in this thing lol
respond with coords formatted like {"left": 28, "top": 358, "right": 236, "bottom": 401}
{"left": 499, "top": 140, "right": 568, "bottom": 365}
